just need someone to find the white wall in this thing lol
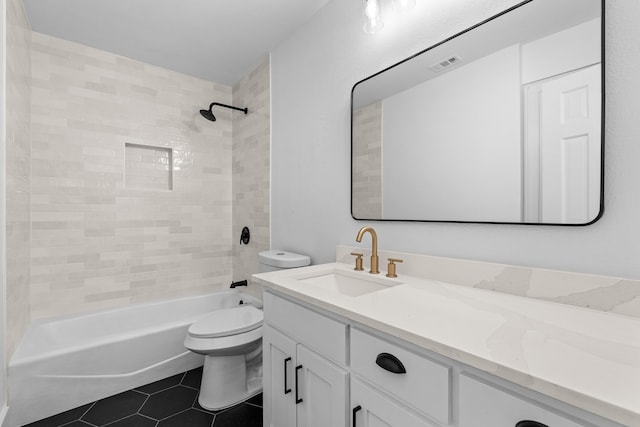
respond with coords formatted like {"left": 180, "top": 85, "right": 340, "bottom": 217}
{"left": 0, "top": 0, "right": 6, "bottom": 420}
{"left": 271, "top": 0, "right": 640, "bottom": 279}
{"left": 382, "top": 44, "right": 521, "bottom": 222}
{"left": 522, "top": 18, "right": 601, "bottom": 84}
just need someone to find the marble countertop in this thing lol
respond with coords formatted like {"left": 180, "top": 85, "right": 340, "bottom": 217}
{"left": 253, "top": 262, "right": 640, "bottom": 427}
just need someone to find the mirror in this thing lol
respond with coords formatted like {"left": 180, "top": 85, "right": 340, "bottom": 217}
{"left": 351, "top": 0, "right": 603, "bottom": 225}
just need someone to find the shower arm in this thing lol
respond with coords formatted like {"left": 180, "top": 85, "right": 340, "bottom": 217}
{"left": 208, "top": 102, "right": 248, "bottom": 115}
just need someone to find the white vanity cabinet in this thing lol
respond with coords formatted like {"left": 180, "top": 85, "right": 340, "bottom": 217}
{"left": 263, "top": 292, "right": 349, "bottom": 427}
{"left": 261, "top": 288, "right": 628, "bottom": 427}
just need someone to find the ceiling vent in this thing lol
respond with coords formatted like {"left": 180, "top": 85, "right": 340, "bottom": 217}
{"left": 430, "top": 55, "right": 463, "bottom": 73}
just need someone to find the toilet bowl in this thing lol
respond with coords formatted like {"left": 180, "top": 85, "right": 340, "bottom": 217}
{"left": 184, "top": 305, "right": 264, "bottom": 410}
{"left": 185, "top": 250, "right": 310, "bottom": 410}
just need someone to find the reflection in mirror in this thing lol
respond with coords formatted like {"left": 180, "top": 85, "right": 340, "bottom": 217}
{"left": 351, "top": 0, "right": 603, "bottom": 224}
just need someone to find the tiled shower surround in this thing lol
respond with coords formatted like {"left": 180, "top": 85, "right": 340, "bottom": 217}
{"left": 232, "top": 56, "right": 271, "bottom": 298}
{"left": 5, "top": 0, "right": 32, "bottom": 359}
{"left": 25, "top": 31, "right": 269, "bottom": 323}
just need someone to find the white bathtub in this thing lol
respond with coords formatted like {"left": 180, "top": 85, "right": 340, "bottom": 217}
{"left": 6, "top": 290, "right": 262, "bottom": 427}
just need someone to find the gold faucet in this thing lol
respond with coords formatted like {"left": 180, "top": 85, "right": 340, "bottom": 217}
{"left": 356, "top": 226, "right": 379, "bottom": 274}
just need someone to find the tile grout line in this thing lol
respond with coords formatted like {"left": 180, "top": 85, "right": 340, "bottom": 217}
{"left": 156, "top": 406, "right": 192, "bottom": 423}
{"left": 245, "top": 402, "right": 263, "bottom": 409}
{"left": 86, "top": 392, "right": 158, "bottom": 427}
{"left": 58, "top": 401, "right": 99, "bottom": 427}
{"left": 133, "top": 391, "right": 154, "bottom": 425}
{"left": 102, "top": 414, "right": 144, "bottom": 427}
{"left": 181, "top": 384, "right": 200, "bottom": 391}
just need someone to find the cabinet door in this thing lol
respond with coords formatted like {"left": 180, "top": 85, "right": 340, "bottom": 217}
{"left": 296, "top": 344, "right": 349, "bottom": 427}
{"left": 263, "top": 326, "right": 297, "bottom": 427}
{"left": 351, "top": 379, "right": 436, "bottom": 427}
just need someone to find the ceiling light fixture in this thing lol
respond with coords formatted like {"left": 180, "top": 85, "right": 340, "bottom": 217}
{"left": 363, "top": 0, "right": 384, "bottom": 34}
{"left": 393, "top": 0, "right": 416, "bottom": 13}
{"left": 363, "top": 0, "right": 416, "bottom": 34}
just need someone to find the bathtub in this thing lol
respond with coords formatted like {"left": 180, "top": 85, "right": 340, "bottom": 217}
{"left": 6, "top": 290, "right": 262, "bottom": 427}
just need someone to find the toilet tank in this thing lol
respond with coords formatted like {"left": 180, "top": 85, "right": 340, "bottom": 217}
{"left": 258, "top": 250, "right": 310, "bottom": 273}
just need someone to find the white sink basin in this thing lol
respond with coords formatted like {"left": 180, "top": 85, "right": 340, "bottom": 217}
{"left": 295, "top": 269, "right": 400, "bottom": 297}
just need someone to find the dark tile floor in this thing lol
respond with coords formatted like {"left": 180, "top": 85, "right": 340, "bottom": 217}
{"left": 25, "top": 367, "right": 262, "bottom": 427}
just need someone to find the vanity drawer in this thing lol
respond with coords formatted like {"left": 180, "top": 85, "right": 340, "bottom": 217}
{"left": 350, "top": 328, "right": 451, "bottom": 424}
{"left": 459, "top": 374, "right": 586, "bottom": 427}
{"left": 263, "top": 291, "right": 347, "bottom": 365}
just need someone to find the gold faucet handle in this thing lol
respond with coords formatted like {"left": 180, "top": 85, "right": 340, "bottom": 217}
{"left": 386, "top": 258, "right": 403, "bottom": 278}
{"left": 350, "top": 252, "right": 364, "bottom": 271}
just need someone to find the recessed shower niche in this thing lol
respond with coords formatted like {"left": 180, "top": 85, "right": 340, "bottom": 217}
{"left": 124, "top": 143, "right": 174, "bottom": 190}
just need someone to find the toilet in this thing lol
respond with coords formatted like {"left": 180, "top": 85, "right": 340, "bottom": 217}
{"left": 257, "top": 249, "right": 311, "bottom": 273}
{"left": 184, "top": 250, "right": 310, "bottom": 410}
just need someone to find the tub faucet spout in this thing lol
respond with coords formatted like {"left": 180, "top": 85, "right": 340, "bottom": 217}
{"left": 356, "top": 226, "right": 379, "bottom": 274}
{"left": 230, "top": 280, "right": 248, "bottom": 288}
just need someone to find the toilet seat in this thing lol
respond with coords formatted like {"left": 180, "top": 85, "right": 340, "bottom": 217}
{"left": 188, "top": 306, "right": 263, "bottom": 338}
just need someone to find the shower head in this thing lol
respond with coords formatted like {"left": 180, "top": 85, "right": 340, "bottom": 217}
{"left": 200, "top": 108, "right": 217, "bottom": 121}
{"left": 200, "top": 102, "right": 248, "bottom": 122}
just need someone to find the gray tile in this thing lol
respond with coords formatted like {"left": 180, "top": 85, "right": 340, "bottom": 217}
{"left": 105, "top": 414, "right": 157, "bottom": 427}
{"left": 81, "top": 391, "right": 147, "bottom": 426}
{"left": 59, "top": 422, "right": 94, "bottom": 427}
{"left": 157, "top": 409, "right": 214, "bottom": 427}
{"left": 22, "top": 370, "right": 262, "bottom": 427}
{"left": 246, "top": 393, "right": 262, "bottom": 407}
{"left": 135, "top": 373, "right": 184, "bottom": 394}
{"left": 180, "top": 366, "right": 203, "bottom": 389}
{"left": 24, "top": 403, "right": 93, "bottom": 427}
{"left": 139, "top": 386, "right": 197, "bottom": 420}
{"left": 213, "top": 403, "right": 261, "bottom": 427}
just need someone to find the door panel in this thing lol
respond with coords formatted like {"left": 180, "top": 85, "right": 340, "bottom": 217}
{"left": 263, "top": 326, "right": 297, "bottom": 427}
{"left": 527, "top": 64, "right": 601, "bottom": 223}
{"left": 296, "top": 344, "right": 349, "bottom": 427}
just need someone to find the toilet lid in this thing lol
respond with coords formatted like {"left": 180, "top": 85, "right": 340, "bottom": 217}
{"left": 188, "top": 306, "right": 263, "bottom": 338}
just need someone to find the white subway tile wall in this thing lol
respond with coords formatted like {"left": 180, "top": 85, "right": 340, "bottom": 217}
{"left": 5, "top": 0, "right": 32, "bottom": 357}
{"left": 29, "top": 32, "right": 234, "bottom": 320}
{"left": 124, "top": 143, "right": 173, "bottom": 191}
{"left": 232, "top": 56, "right": 271, "bottom": 299}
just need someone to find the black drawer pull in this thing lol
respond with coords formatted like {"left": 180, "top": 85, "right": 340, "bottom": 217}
{"left": 376, "top": 352, "right": 406, "bottom": 374}
{"left": 284, "top": 357, "right": 292, "bottom": 394}
{"left": 516, "top": 421, "right": 549, "bottom": 427}
{"left": 295, "top": 364, "right": 303, "bottom": 404}
{"left": 353, "top": 405, "right": 362, "bottom": 427}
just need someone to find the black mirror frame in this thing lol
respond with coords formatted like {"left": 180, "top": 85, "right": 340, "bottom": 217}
{"left": 350, "top": 0, "right": 605, "bottom": 226}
